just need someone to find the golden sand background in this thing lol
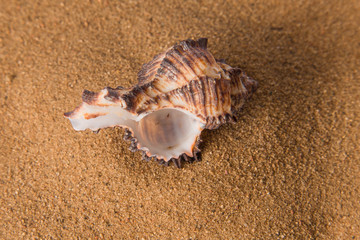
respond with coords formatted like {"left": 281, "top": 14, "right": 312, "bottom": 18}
{"left": 1, "top": 0, "right": 359, "bottom": 238}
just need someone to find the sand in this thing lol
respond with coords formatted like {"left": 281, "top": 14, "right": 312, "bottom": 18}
{"left": 1, "top": 0, "right": 359, "bottom": 239}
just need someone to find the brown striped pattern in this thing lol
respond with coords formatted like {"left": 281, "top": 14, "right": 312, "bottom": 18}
{"left": 65, "top": 38, "right": 257, "bottom": 129}
{"left": 137, "top": 38, "right": 213, "bottom": 87}
{"left": 227, "top": 68, "right": 258, "bottom": 113}
{"left": 129, "top": 38, "right": 225, "bottom": 111}
{"left": 134, "top": 76, "right": 232, "bottom": 129}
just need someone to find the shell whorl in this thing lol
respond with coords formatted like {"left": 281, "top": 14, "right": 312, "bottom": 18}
{"left": 64, "top": 38, "right": 258, "bottom": 167}
{"left": 121, "top": 38, "right": 229, "bottom": 118}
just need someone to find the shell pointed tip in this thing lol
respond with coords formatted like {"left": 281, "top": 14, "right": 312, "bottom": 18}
{"left": 197, "top": 38, "right": 208, "bottom": 48}
{"left": 64, "top": 111, "right": 73, "bottom": 118}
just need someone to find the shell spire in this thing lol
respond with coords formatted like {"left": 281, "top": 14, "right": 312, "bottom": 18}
{"left": 64, "top": 38, "right": 257, "bottom": 167}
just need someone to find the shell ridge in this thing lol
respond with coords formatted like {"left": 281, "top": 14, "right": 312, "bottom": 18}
{"left": 156, "top": 57, "right": 181, "bottom": 82}
{"left": 207, "top": 78, "right": 216, "bottom": 116}
{"left": 137, "top": 38, "right": 215, "bottom": 93}
{"left": 82, "top": 89, "right": 98, "bottom": 104}
{"left": 199, "top": 76, "right": 208, "bottom": 117}
{"left": 181, "top": 49, "right": 201, "bottom": 75}
{"left": 191, "top": 47, "right": 212, "bottom": 66}
{"left": 137, "top": 52, "right": 166, "bottom": 85}
{"left": 190, "top": 79, "right": 202, "bottom": 116}
{"left": 165, "top": 50, "right": 194, "bottom": 83}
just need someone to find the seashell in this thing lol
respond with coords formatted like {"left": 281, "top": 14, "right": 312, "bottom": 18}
{"left": 64, "top": 38, "right": 258, "bottom": 167}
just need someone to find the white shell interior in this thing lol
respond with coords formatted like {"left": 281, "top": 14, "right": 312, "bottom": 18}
{"left": 67, "top": 104, "right": 204, "bottom": 161}
{"left": 135, "top": 108, "right": 203, "bottom": 160}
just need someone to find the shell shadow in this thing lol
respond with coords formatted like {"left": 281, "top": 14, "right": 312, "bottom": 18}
{"left": 199, "top": 9, "right": 346, "bottom": 238}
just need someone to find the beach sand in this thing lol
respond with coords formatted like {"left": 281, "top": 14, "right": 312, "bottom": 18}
{"left": 1, "top": 0, "right": 359, "bottom": 238}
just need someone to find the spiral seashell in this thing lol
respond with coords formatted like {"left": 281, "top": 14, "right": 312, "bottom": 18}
{"left": 64, "top": 38, "right": 258, "bottom": 167}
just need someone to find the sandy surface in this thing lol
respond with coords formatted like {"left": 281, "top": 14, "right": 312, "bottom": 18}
{"left": 1, "top": 0, "right": 359, "bottom": 239}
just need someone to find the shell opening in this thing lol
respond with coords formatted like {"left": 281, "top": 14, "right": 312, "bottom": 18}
{"left": 133, "top": 108, "right": 203, "bottom": 161}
